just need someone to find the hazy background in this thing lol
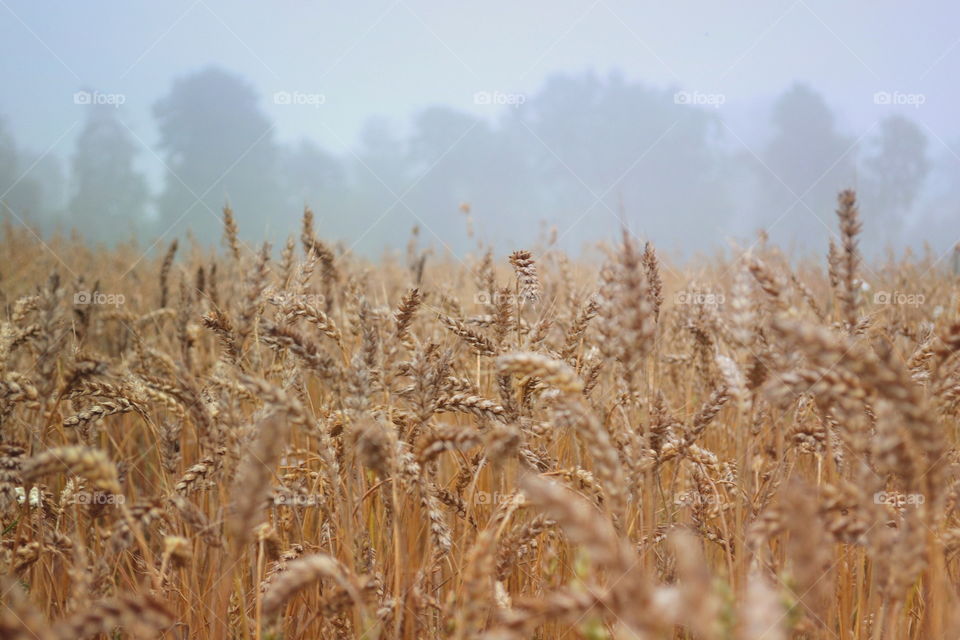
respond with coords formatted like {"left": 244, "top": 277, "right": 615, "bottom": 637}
{"left": 1, "top": 0, "right": 959, "bottom": 261}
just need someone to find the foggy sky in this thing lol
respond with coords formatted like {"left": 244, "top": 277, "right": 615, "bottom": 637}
{"left": 2, "top": 0, "right": 959, "bottom": 257}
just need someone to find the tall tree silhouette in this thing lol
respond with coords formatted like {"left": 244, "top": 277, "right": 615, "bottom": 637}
{"left": 861, "top": 114, "right": 928, "bottom": 245}
{"left": 31, "top": 154, "right": 66, "bottom": 234}
{"left": 343, "top": 118, "right": 412, "bottom": 254}
{"left": 280, "top": 139, "right": 346, "bottom": 235}
{"left": 755, "top": 84, "right": 855, "bottom": 250}
{"left": 404, "top": 107, "right": 495, "bottom": 250}
{"left": 0, "top": 117, "right": 44, "bottom": 230}
{"left": 513, "top": 71, "right": 729, "bottom": 251}
{"left": 69, "top": 105, "right": 148, "bottom": 242}
{"left": 153, "top": 67, "right": 282, "bottom": 243}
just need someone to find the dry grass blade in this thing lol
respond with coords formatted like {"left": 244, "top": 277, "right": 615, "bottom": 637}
{"left": 4, "top": 188, "right": 960, "bottom": 639}
{"left": 260, "top": 553, "right": 360, "bottom": 618}
{"left": 21, "top": 446, "right": 120, "bottom": 493}
{"left": 52, "top": 593, "right": 173, "bottom": 639}
{"left": 497, "top": 352, "right": 584, "bottom": 395}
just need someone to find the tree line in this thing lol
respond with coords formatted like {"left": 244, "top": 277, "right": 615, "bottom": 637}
{"left": 0, "top": 66, "right": 938, "bottom": 256}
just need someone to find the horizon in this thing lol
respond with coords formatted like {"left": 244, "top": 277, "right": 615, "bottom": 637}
{"left": 2, "top": 1, "right": 959, "bottom": 260}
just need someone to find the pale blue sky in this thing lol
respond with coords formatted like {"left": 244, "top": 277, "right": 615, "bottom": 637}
{"left": 2, "top": 0, "right": 958, "bottom": 158}
{"left": 2, "top": 0, "right": 960, "bottom": 258}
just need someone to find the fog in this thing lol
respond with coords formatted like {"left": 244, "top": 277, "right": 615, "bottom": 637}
{"left": 1, "top": 0, "right": 959, "bottom": 260}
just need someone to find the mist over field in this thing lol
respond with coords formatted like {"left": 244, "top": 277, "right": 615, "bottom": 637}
{"left": 1, "top": 1, "right": 959, "bottom": 260}
{"left": 9, "top": 4, "right": 960, "bottom": 639}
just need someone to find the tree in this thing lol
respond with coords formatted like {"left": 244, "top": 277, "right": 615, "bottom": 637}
{"left": 69, "top": 105, "right": 148, "bottom": 242}
{"left": 754, "top": 84, "right": 855, "bottom": 251}
{"left": 0, "top": 117, "right": 44, "bottom": 230}
{"left": 31, "top": 154, "right": 67, "bottom": 234}
{"left": 153, "top": 67, "right": 283, "bottom": 243}
{"left": 280, "top": 138, "right": 346, "bottom": 233}
{"left": 342, "top": 118, "right": 413, "bottom": 254}
{"left": 513, "top": 71, "right": 730, "bottom": 252}
{"left": 404, "top": 107, "right": 494, "bottom": 251}
{"left": 860, "top": 115, "right": 928, "bottom": 245}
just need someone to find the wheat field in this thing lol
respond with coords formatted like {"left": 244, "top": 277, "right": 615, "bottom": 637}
{"left": 1, "top": 192, "right": 959, "bottom": 639}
